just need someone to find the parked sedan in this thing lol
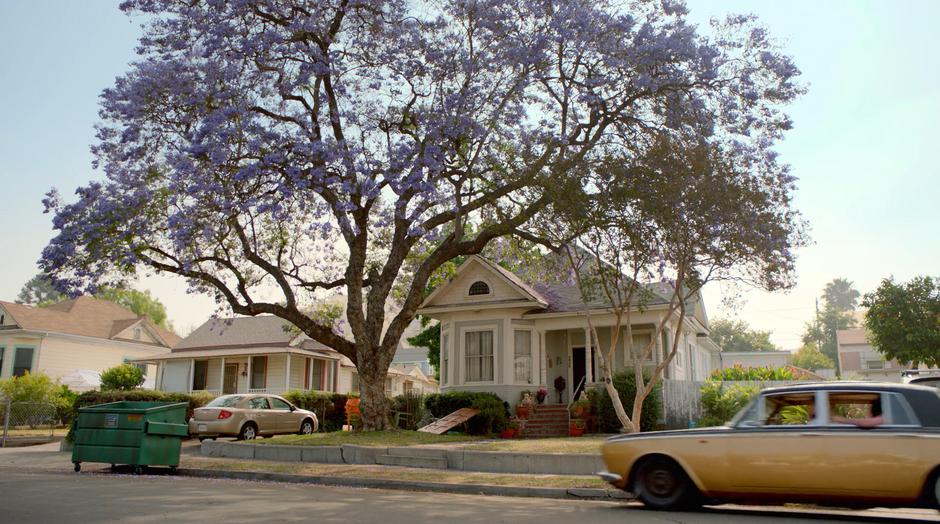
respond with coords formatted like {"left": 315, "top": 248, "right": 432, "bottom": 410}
{"left": 189, "top": 394, "right": 317, "bottom": 440}
{"left": 598, "top": 382, "right": 940, "bottom": 511}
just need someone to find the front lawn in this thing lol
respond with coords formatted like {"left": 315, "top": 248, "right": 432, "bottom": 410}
{"left": 462, "top": 435, "right": 608, "bottom": 454}
{"left": 256, "top": 430, "right": 483, "bottom": 447}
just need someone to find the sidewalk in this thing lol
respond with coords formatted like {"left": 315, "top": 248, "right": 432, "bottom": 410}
{"left": 0, "top": 440, "right": 629, "bottom": 501}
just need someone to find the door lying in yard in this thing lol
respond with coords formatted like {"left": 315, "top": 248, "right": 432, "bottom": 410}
{"left": 223, "top": 364, "right": 238, "bottom": 394}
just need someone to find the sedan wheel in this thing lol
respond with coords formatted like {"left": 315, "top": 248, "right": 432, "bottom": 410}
{"left": 239, "top": 424, "right": 258, "bottom": 440}
{"left": 634, "top": 457, "right": 698, "bottom": 511}
{"left": 934, "top": 474, "right": 940, "bottom": 510}
{"left": 300, "top": 420, "right": 314, "bottom": 435}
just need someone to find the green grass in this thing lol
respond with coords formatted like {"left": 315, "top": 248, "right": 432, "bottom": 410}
{"left": 462, "top": 436, "right": 607, "bottom": 454}
{"left": 255, "top": 430, "right": 483, "bottom": 447}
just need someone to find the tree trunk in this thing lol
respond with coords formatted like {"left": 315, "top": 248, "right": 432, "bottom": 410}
{"left": 356, "top": 352, "right": 392, "bottom": 431}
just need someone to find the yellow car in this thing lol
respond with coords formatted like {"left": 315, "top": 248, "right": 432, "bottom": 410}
{"left": 189, "top": 394, "right": 318, "bottom": 441}
{"left": 599, "top": 382, "right": 940, "bottom": 511}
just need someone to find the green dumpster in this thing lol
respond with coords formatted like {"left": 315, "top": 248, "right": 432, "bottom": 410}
{"left": 71, "top": 401, "right": 189, "bottom": 474}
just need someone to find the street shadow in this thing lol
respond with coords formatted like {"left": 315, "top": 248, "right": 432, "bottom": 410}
{"left": 605, "top": 502, "right": 938, "bottom": 522}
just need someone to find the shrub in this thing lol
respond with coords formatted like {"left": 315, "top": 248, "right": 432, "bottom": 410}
{"left": 282, "top": 391, "right": 362, "bottom": 432}
{"left": 99, "top": 364, "right": 145, "bottom": 391}
{"left": 698, "top": 379, "right": 760, "bottom": 427}
{"left": 709, "top": 364, "right": 795, "bottom": 382}
{"left": 0, "top": 372, "right": 60, "bottom": 404}
{"left": 390, "top": 391, "right": 425, "bottom": 430}
{"left": 424, "top": 391, "right": 510, "bottom": 435}
{"left": 66, "top": 389, "right": 214, "bottom": 442}
{"left": 595, "top": 370, "right": 663, "bottom": 433}
{"left": 56, "top": 385, "right": 80, "bottom": 424}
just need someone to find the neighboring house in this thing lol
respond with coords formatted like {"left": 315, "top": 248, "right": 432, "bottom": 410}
{"left": 139, "top": 316, "right": 438, "bottom": 397}
{"left": 0, "top": 297, "right": 178, "bottom": 389}
{"left": 344, "top": 359, "right": 439, "bottom": 397}
{"left": 391, "top": 344, "right": 435, "bottom": 377}
{"left": 836, "top": 327, "right": 908, "bottom": 381}
{"left": 718, "top": 350, "right": 792, "bottom": 371}
{"left": 416, "top": 255, "right": 720, "bottom": 405}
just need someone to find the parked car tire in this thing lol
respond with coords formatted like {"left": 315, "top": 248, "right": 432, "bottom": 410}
{"left": 933, "top": 471, "right": 940, "bottom": 510}
{"left": 633, "top": 456, "right": 699, "bottom": 511}
{"left": 299, "top": 418, "right": 315, "bottom": 435}
{"left": 238, "top": 422, "right": 258, "bottom": 441}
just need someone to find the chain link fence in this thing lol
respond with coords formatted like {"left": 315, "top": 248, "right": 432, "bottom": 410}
{"left": 0, "top": 398, "right": 60, "bottom": 447}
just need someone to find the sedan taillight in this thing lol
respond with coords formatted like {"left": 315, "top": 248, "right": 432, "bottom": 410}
{"left": 218, "top": 410, "right": 233, "bottom": 420}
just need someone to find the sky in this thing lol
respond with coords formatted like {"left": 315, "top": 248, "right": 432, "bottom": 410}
{"left": 0, "top": 1, "right": 938, "bottom": 346}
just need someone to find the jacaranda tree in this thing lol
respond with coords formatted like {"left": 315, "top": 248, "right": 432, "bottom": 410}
{"left": 41, "top": 0, "right": 802, "bottom": 429}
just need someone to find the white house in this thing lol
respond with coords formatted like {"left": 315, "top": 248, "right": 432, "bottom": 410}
{"left": 0, "top": 297, "right": 178, "bottom": 390}
{"left": 836, "top": 327, "right": 908, "bottom": 382}
{"left": 416, "top": 256, "right": 721, "bottom": 405}
{"left": 717, "top": 350, "right": 792, "bottom": 371}
{"left": 140, "top": 316, "right": 437, "bottom": 397}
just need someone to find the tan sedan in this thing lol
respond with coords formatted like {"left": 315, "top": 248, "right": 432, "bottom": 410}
{"left": 599, "top": 382, "right": 940, "bottom": 511}
{"left": 189, "top": 394, "right": 317, "bottom": 441}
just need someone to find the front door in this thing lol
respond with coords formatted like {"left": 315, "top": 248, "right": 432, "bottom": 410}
{"left": 572, "top": 347, "right": 586, "bottom": 402}
{"left": 223, "top": 364, "right": 238, "bottom": 394}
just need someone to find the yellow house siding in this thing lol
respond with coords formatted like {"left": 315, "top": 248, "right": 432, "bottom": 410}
{"left": 31, "top": 335, "right": 165, "bottom": 383}
{"left": 114, "top": 325, "right": 160, "bottom": 345}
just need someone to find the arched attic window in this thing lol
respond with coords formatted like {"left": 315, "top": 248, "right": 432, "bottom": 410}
{"left": 468, "top": 281, "right": 491, "bottom": 296}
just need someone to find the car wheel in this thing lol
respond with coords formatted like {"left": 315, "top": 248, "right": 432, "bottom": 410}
{"left": 238, "top": 423, "right": 258, "bottom": 441}
{"left": 299, "top": 419, "right": 315, "bottom": 435}
{"left": 633, "top": 456, "right": 699, "bottom": 511}
{"left": 934, "top": 473, "right": 940, "bottom": 510}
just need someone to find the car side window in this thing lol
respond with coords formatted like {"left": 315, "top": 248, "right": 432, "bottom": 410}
{"left": 827, "top": 391, "right": 888, "bottom": 428}
{"left": 270, "top": 398, "right": 291, "bottom": 410}
{"left": 886, "top": 393, "right": 920, "bottom": 426}
{"left": 248, "top": 397, "right": 270, "bottom": 409}
{"left": 761, "top": 393, "right": 816, "bottom": 426}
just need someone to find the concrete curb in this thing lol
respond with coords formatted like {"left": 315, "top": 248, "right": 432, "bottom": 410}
{"left": 177, "top": 467, "right": 634, "bottom": 501}
{"left": 200, "top": 441, "right": 604, "bottom": 475}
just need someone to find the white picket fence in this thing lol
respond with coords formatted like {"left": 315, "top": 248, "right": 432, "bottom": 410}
{"left": 658, "top": 379, "right": 798, "bottom": 429}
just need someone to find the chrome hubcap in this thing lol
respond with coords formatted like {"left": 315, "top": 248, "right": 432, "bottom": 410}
{"left": 302, "top": 422, "right": 312, "bottom": 434}
{"left": 244, "top": 427, "right": 256, "bottom": 439}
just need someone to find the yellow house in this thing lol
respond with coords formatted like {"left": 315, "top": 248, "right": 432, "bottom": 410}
{"left": 0, "top": 297, "right": 179, "bottom": 389}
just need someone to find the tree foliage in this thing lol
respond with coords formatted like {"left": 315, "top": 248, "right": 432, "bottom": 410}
{"left": 790, "top": 342, "right": 834, "bottom": 371}
{"left": 96, "top": 287, "right": 173, "bottom": 330}
{"left": 0, "top": 372, "right": 60, "bottom": 404}
{"left": 16, "top": 274, "right": 65, "bottom": 307}
{"left": 863, "top": 276, "right": 940, "bottom": 368}
{"left": 99, "top": 363, "right": 146, "bottom": 391}
{"left": 710, "top": 319, "right": 777, "bottom": 353}
{"left": 823, "top": 277, "right": 861, "bottom": 311}
{"left": 40, "top": 0, "right": 802, "bottom": 429}
{"left": 802, "top": 278, "right": 860, "bottom": 366}
{"left": 407, "top": 320, "right": 440, "bottom": 379}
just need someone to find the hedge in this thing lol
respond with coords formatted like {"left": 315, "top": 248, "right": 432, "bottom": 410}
{"left": 66, "top": 390, "right": 214, "bottom": 442}
{"left": 594, "top": 370, "right": 663, "bottom": 433}
{"left": 424, "top": 391, "right": 509, "bottom": 435}
{"left": 698, "top": 379, "right": 760, "bottom": 427}
{"left": 282, "top": 390, "right": 358, "bottom": 432}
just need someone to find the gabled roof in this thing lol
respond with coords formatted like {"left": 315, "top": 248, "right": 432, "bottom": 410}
{"left": 418, "top": 255, "right": 550, "bottom": 311}
{"left": 174, "top": 316, "right": 299, "bottom": 350}
{"left": 0, "top": 296, "right": 180, "bottom": 347}
{"left": 836, "top": 327, "right": 869, "bottom": 347}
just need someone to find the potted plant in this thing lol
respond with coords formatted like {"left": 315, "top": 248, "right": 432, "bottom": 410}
{"left": 554, "top": 376, "right": 566, "bottom": 404}
{"left": 515, "top": 391, "right": 534, "bottom": 419}
{"left": 569, "top": 418, "right": 585, "bottom": 437}
{"left": 570, "top": 398, "right": 591, "bottom": 420}
{"left": 499, "top": 419, "right": 521, "bottom": 439}
{"left": 535, "top": 387, "right": 548, "bottom": 404}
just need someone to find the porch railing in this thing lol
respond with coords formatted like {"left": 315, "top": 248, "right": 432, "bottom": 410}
{"left": 247, "top": 388, "right": 268, "bottom": 394}
{"left": 190, "top": 389, "right": 221, "bottom": 396}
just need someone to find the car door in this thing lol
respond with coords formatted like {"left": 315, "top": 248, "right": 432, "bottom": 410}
{"left": 268, "top": 396, "right": 296, "bottom": 433}
{"left": 246, "top": 396, "right": 274, "bottom": 434}
{"left": 815, "top": 391, "right": 927, "bottom": 498}
{"left": 719, "top": 391, "right": 832, "bottom": 495}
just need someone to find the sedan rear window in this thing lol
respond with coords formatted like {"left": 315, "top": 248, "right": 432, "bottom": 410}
{"left": 206, "top": 395, "right": 244, "bottom": 408}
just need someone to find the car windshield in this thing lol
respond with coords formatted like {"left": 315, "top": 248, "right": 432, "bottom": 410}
{"left": 206, "top": 395, "right": 244, "bottom": 408}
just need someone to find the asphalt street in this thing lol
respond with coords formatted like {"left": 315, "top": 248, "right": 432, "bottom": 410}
{"left": 1, "top": 471, "right": 937, "bottom": 524}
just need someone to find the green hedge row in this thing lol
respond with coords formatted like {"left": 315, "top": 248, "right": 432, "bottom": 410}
{"left": 281, "top": 390, "right": 358, "bottom": 432}
{"left": 424, "top": 391, "right": 510, "bottom": 434}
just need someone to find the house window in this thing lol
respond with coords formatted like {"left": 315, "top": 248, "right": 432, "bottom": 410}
{"left": 465, "top": 330, "right": 494, "bottom": 382}
{"left": 865, "top": 359, "right": 884, "bottom": 370}
{"left": 441, "top": 334, "right": 449, "bottom": 385}
{"left": 250, "top": 356, "right": 267, "bottom": 389}
{"left": 310, "top": 358, "right": 326, "bottom": 390}
{"left": 468, "top": 281, "right": 490, "bottom": 296}
{"left": 403, "top": 381, "right": 413, "bottom": 394}
{"left": 192, "top": 360, "right": 209, "bottom": 390}
{"left": 351, "top": 372, "right": 359, "bottom": 392}
{"left": 124, "top": 358, "right": 147, "bottom": 376}
{"left": 13, "top": 347, "right": 34, "bottom": 377}
{"left": 514, "top": 330, "right": 532, "bottom": 383}
{"left": 133, "top": 328, "right": 142, "bottom": 340}
{"left": 0, "top": 346, "right": 4, "bottom": 377}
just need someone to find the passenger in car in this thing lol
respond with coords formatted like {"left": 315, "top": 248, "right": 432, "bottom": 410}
{"left": 832, "top": 398, "right": 885, "bottom": 428}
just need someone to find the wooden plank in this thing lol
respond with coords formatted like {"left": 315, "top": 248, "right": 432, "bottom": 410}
{"left": 417, "top": 408, "right": 479, "bottom": 434}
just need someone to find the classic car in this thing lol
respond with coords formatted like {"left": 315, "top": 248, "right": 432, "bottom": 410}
{"left": 598, "top": 382, "right": 940, "bottom": 511}
{"left": 189, "top": 394, "right": 318, "bottom": 440}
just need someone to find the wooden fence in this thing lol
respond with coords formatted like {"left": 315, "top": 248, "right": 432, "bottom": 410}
{"left": 658, "top": 379, "right": 798, "bottom": 429}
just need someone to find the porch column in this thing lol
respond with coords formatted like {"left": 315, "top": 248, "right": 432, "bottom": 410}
{"left": 246, "top": 357, "right": 252, "bottom": 391}
{"left": 285, "top": 353, "right": 291, "bottom": 392}
{"left": 584, "top": 327, "right": 593, "bottom": 384}
{"left": 189, "top": 358, "right": 195, "bottom": 392}
{"left": 219, "top": 356, "right": 225, "bottom": 393}
{"left": 538, "top": 329, "right": 547, "bottom": 386}
{"left": 308, "top": 357, "right": 314, "bottom": 391}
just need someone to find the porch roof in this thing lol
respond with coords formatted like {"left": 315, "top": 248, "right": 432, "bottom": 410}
{"left": 128, "top": 345, "right": 341, "bottom": 362}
